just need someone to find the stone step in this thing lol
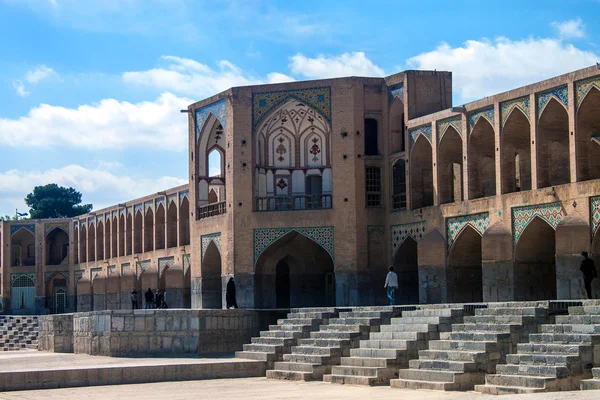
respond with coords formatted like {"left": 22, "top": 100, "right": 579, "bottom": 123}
{"left": 483, "top": 373, "right": 551, "bottom": 389}
{"left": 580, "top": 369, "right": 600, "bottom": 390}
{"left": 251, "top": 337, "right": 294, "bottom": 346}
{"left": 463, "top": 315, "right": 536, "bottom": 324}
{"left": 555, "top": 315, "right": 600, "bottom": 324}
{"left": 368, "top": 331, "right": 432, "bottom": 341}
{"left": 359, "top": 339, "right": 409, "bottom": 349}
{"left": 516, "top": 342, "right": 588, "bottom": 355}
{"left": 338, "top": 311, "right": 391, "bottom": 318}
{"left": 340, "top": 357, "right": 396, "bottom": 368}
{"left": 242, "top": 343, "right": 285, "bottom": 353}
{"left": 235, "top": 351, "right": 278, "bottom": 362}
{"left": 449, "top": 331, "right": 511, "bottom": 341}
{"left": 268, "top": 324, "right": 312, "bottom": 332}
{"left": 541, "top": 324, "right": 600, "bottom": 334}
{"left": 290, "top": 345, "right": 342, "bottom": 356}
{"left": 451, "top": 323, "right": 521, "bottom": 333}
{"left": 496, "top": 364, "right": 570, "bottom": 378}
{"left": 390, "top": 316, "right": 450, "bottom": 325}
{"left": 475, "top": 307, "right": 547, "bottom": 317}
{"left": 259, "top": 330, "right": 304, "bottom": 339}
{"left": 329, "top": 318, "right": 382, "bottom": 326}
{"left": 475, "top": 383, "right": 547, "bottom": 395}
{"left": 349, "top": 348, "right": 404, "bottom": 359}
{"left": 392, "top": 370, "right": 486, "bottom": 391}
{"left": 282, "top": 353, "right": 336, "bottom": 364}
{"left": 380, "top": 323, "right": 436, "bottom": 333}
{"left": 418, "top": 349, "right": 489, "bottom": 363}
{"left": 429, "top": 340, "right": 499, "bottom": 352}
{"left": 277, "top": 318, "right": 321, "bottom": 326}
{"left": 567, "top": 306, "right": 600, "bottom": 315}
{"left": 323, "top": 374, "right": 384, "bottom": 386}
{"left": 529, "top": 333, "right": 600, "bottom": 344}
{"left": 408, "top": 359, "right": 479, "bottom": 373}
{"left": 505, "top": 353, "right": 585, "bottom": 366}
{"left": 287, "top": 312, "right": 334, "bottom": 319}
{"left": 266, "top": 369, "right": 314, "bottom": 381}
{"left": 330, "top": 365, "right": 378, "bottom": 377}
{"left": 320, "top": 324, "right": 370, "bottom": 333}
{"left": 402, "top": 309, "right": 463, "bottom": 318}
{"left": 298, "top": 338, "right": 353, "bottom": 347}
{"left": 310, "top": 331, "right": 362, "bottom": 339}
{"left": 273, "top": 361, "right": 318, "bottom": 373}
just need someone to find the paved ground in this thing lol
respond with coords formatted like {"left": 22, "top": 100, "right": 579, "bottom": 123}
{"left": 0, "top": 377, "right": 599, "bottom": 399}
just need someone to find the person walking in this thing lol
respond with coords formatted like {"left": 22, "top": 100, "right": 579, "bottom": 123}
{"left": 130, "top": 289, "right": 138, "bottom": 309}
{"left": 384, "top": 266, "right": 398, "bottom": 305}
{"left": 580, "top": 251, "right": 598, "bottom": 299}
{"left": 144, "top": 288, "right": 154, "bottom": 309}
{"left": 226, "top": 277, "right": 238, "bottom": 309}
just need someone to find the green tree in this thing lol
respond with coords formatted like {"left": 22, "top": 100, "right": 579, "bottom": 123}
{"left": 25, "top": 184, "right": 93, "bottom": 219}
{"left": 0, "top": 215, "right": 17, "bottom": 221}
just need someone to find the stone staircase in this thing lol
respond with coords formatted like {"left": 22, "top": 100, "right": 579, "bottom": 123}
{"left": 236, "top": 308, "right": 337, "bottom": 368}
{"left": 477, "top": 305, "right": 600, "bottom": 394}
{"left": 391, "top": 306, "right": 548, "bottom": 391}
{"left": 323, "top": 308, "right": 463, "bottom": 385}
{"left": 0, "top": 315, "right": 39, "bottom": 351}
{"left": 581, "top": 368, "right": 600, "bottom": 390}
{"left": 266, "top": 308, "right": 399, "bottom": 381}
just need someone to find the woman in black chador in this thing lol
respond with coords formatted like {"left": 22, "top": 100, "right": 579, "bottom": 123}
{"left": 226, "top": 277, "right": 238, "bottom": 309}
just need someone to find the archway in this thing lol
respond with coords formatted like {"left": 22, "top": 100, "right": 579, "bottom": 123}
{"left": 592, "top": 228, "right": 600, "bottom": 299}
{"left": 410, "top": 136, "right": 433, "bottom": 209}
{"left": 514, "top": 217, "right": 557, "bottom": 300}
{"left": 118, "top": 215, "right": 125, "bottom": 257}
{"left": 11, "top": 228, "right": 35, "bottom": 266}
{"left": 392, "top": 159, "right": 407, "bottom": 211}
{"left": 390, "top": 98, "right": 405, "bottom": 153}
{"left": 46, "top": 227, "right": 69, "bottom": 265}
{"left": 144, "top": 208, "right": 154, "bottom": 253}
{"left": 275, "top": 258, "right": 291, "bottom": 308}
{"left": 393, "top": 237, "right": 419, "bottom": 304}
{"left": 447, "top": 226, "right": 483, "bottom": 303}
{"left": 88, "top": 224, "right": 96, "bottom": 261}
{"left": 11, "top": 275, "right": 35, "bottom": 314}
{"left": 438, "top": 126, "right": 463, "bottom": 204}
{"left": 368, "top": 229, "right": 386, "bottom": 305}
{"left": 167, "top": 201, "right": 177, "bottom": 248}
{"left": 468, "top": 118, "right": 496, "bottom": 199}
{"left": 80, "top": 224, "right": 87, "bottom": 262}
{"left": 96, "top": 221, "right": 104, "bottom": 260}
{"left": 179, "top": 197, "right": 190, "bottom": 246}
{"left": 134, "top": 211, "right": 142, "bottom": 254}
{"left": 73, "top": 226, "right": 79, "bottom": 264}
{"left": 105, "top": 218, "right": 111, "bottom": 259}
{"left": 501, "top": 109, "right": 531, "bottom": 193}
{"left": 159, "top": 266, "right": 184, "bottom": 308}
{"left": 45, "top": 273, "right": 68, "bottom": 314}
{"left": 202, "top": 242, "right": 222, "bottom": 309}
{"left": 126, "top": 213, "right": 133, "bottom": 255}
{"left": 155, "top": 204, "right": 166, "bottom": 250}
{"left": 255, "top": 231, "right": 335, "bottom": 308}
{"left": 576, "top": 87, "right": 600, "bottom": 182}
{"left": 111, "top": 217, "right": 117, "bottom": 258}
{"left": 537, "top": 98, "right": 570, "bottom": 188}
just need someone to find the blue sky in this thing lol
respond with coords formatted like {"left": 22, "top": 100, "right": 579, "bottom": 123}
{"left": 1, "top": 0, "right": 599, "bottom": 217}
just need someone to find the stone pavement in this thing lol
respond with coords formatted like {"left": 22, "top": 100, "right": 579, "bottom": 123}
{"left": 0, "top": 377, "right": 599, "bottom": 399}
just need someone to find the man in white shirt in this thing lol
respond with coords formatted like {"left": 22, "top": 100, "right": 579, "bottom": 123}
{"left": 384, "top": 266, "right": 398, "bottom": 305}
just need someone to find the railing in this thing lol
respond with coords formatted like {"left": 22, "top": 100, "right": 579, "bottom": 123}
{"left": 392, "top": 194, "right": 407, "bottom": 211}
{"left": 256, "top": 195, "right": 332, "bottom": 211}
{"left": 198, "top": 201, "right": 226, "bottom": 219}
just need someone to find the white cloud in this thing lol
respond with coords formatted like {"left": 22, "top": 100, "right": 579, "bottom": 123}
{"left": 0, "top": 164, "right": 187, "bottom": 212}
{"left": 407, "top": 37, "right": 599, "bottom": 103}
{"left": 0, "top": 92, "right": 191, "bottom": 150}
{"left": 289, "top": 52, "right": 385, "bottom": 79}
{"left": 552, "top": 18, "right": 585, "bottom": 39}
{"left": 123, "top": 56, "right": 294, "bottom": 98}
{"left": 12, "top": 80, "right": 30, "bottom": 97}
{"left": 26, "top": 65, "right": 58, "bottom": 84}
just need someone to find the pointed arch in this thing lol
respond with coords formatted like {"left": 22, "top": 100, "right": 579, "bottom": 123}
{"left": 11, "top": 228, "right": 35, "bottom": 266}
{"left": 105, "top": 218, "right": 111, "bottom": 259}
{"left": 392, "top": 237, "right": 419, "bottom": 304}
{"left": 468, "top": 117, "right": 496, "bottom": 199}
{"left": 438, "top": 126, "right": 463, "bottom": 204}
{"left": 46, "top": 227, "right": 69, "bottom": 265}
{"left": 125, "top": 213, "right": 133, "bottom": 255}
{"left": 537, "top": 98, "right": 570, "bottom": 188}
{"left": 390, "top": 98, "right": 405, "bottom": 153}
{"left": 201, "top": 241, "right": 222, "bottom": 309}
{"left": 179, "top": 197, "right": 190, "bottom": 246}
{"left": 447, "top": 225, "right": 483, "bottom": 303}
{"left": 74, "top": 225, "right": 79, "bottom": 264}
{"left": 144, "top": 207, "right": 154, "bottom": 253}
{"left": 80, "top": 224, "right": 87, "bottom": 263}
{"left": 576, "top": 86, "right": 600, "bottom": 181}
{"left": 96, "top": 221, "right": 104, "bottom": 261}
{"left": 155, "top": 203, "right": 166, "bottom": 250}
{"left": 392, "top": 159, "right": 407, "bottom": 211}
{"left": 134, "top": 211, "right": 142, "bottom": 254}
{"left": 501, "top": 106, "right": 531, "bottom": 194}
{"left": 410, "top": 135, "right": 433, "bottom": 209}
{"left": 88, "top": 223, "right": 96, "bottom": 262}
{"left": 167, "top": 201, "right": 177, "bottom": 248}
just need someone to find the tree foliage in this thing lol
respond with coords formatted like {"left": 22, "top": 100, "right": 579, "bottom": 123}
{"left": 25, "top": 184, "right": 93, "bottom": 219}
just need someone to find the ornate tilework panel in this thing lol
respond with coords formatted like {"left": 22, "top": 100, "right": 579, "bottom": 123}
{"left": 73, "top": 220, "right": 78, "bottom": 229}
{"left": 409, "top": 124, "right": 432, "bottom": 149}
{"left": 136, "top": 260, "right": 151, "bottom": 277}
{"left": 96, "top": 214, "right": 104, "bottom": 224}
{"left": 591, "top": 196, "right": 600, "bottom": 237}
{"left": 367, "top": 225, "right": 384, "bottom": 234}
{"left": 158, "top": 256, "right": 175, "bottom": 277}
{"left": 252, "top": 87, "right": 331, "bottom": 133}
{"left": 446, "top": 213, "right": 490, "bottom": 250}
{"left": 44, "top": 222, "right": 69, "bottom": 236}
{"left": 134, "top": 204, "right": 143, "bottom": 215}
{"left": 388, "top": 84, "right": 404, "bottom": 103}
{"left": 74, "top": 270, "right": 84, "bottom": 282}
{"left": 512, "top": 202, "right": 562, "bottom": 247}
{"left": 201, "top": 233, "right": 222, "bottom": 261}
{"left": 10, "top": 224, "right": 35, "bottom": 236}
{"left": 88, "top": 216, "right": 95, "bottom": 227}
{"left": 391, "top": 221, "right": 426, "bottom": 259}
{"left": 121, "top": 263, "right": 131, "bottom": 276}
{"left": 254, "top": 226, "right": 334, "bottom": 263}
{"left": 10, "top": 273, "right": 35, "bottom": 285}
{"left": 144, "top": 201, "right": 153, "bottom": 214}
{"left": 105, "top": 212, "right": 110, "bottom": 222}
{"left": 45, "top": 271, "right": 69, "bottom": 283}
{"left": 500, "top": 96, "right": 530, "bottom": 128}
{"left": 537, "top": 85, "right": 568, "bottom": 115}
{"left": 167, "top": 194, "right": 177, "bottom": 206}
{"left": 437, "top": 116, "right": 463, "bottom": 143}
{"left": 155, "top": 197, "right": 165, "bottom": 209}
{"left": 179, "top": 191, "right": 189, "bottom": 204}
{"left": 108, "top": 265, "right": 117, "bottom": 275}
{"left": 195, "top": 99, "right": 226, "bottom": 143}
{"left": 127, "top": 207, "right": 133, "bottom": 216}
{"left": 468, "top": 106, "right": 494, "bottom": 133}
{"left": 575, "top": 75, "right": 600, "bottom": 110}
{"left": 112, "top": 211, "right": 117, "bottom": 219}
{"left": 183, "top": 254, "right": 191, "bottom": 275}
{"left": 90, "top": 267, "right": 103, "bottom": 282}
{"left": 592, "top": 134, "right": 600, "bottom": 147}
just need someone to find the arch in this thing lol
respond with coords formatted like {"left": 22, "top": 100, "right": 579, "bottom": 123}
{"left": 88, "top": 223, "right": 96, "bottom": 261}
{"left": 255, "top": 231, "right": 335, "bottom": 308}
{"left": 447, "top": 226, "right": 483, "bottom": 303}
{"left": 410, "top": 135, "right": 433, "bottom": 209}
{"left": 46, "top": 227, "right": 69, "bottom": 265}
{"left": 197, "top": 114, "right": 225, "bottom": 177}
{"left": 514, "top": 216, "right": 557, "bottom": 300}
{"left": 537, "top": 98, "right": 570, "bottom": 188}
{"left": 468, "top": 117, "right": 496, "bottom": 199}
{"left": 501, "top": 108, "right": 531, "bottom": 194}
{"left": 155, "top": 203, "right": 166, "bottom": 250}
{"left": 11, "top": 275, "right": 35, "bottom": 313}
{"left": 438, "top": 126, "right": 463, "bottom": 204}
{"left": 300, "top": 129, "right": 327, "bottom": 168}
{"left": 364, "top": 118, "right": 379, "bottom": 156}
{"left": 45, "top": 273, "right": 68, "bottom": 314}
{"left": 179, "top": 197, "right": 190, "bottom": 246}
{"left": 105, "top": 270, "right": 120, "bottom": 310}
{"left": 392, "top": 159, "right": 407, "bottom": 211}
{"left": 207, "top": 145, "right": 224, "bottom": 177}
{"left": 576, "top": 86, "right": 600, "bottom": 182}
{"left": 118, "top": 215, "right": 125, "bottom": 257}
{"left": 74, "top": 226, "right": 79, "bottom": 264}
{"left": 11, "top": 228, "right": 35, "bottom": 266}
{"left": 144, "top": 208, "right": 154, "bottom": 253}
{"left": 126, "top": 213, "right": 133, "bottom": 255}
{"left": 111, "top": 217, "right": 117, "bottom": 258}
{"left": 91, "top": 273, "right": 106, "bottom": 311}
{"left": 390, "top": 98, "right": 405, "bottom": 153}
{"left": 393, "top": 237, "right": 419, "bottom": 305}
{"left": 202, "top": 241, "right": 222, "bottom": 309}
{"left": 96, "top": 221, "right": 104, "bottom": 260}
{"left": 80, "top": 224, "right": 87, "bottom": 262}
{"left": 167, "top": 201, "right": 177, "bottom": 248}
{"left": 134, "top": 211, "right": 142, "bottom": 254}
{"left": 53, "top": 287, "right": 67, "bottom": 314}
{"left": 104, "top": 219, "right": 111, "bottom": 259}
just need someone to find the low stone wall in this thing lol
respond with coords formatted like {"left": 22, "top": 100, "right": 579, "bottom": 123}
{"left": 71, "top": 309, "right": 284, "bottom": 357}
{"left": 38, "top": 314, "right": 74, "bottom": 353}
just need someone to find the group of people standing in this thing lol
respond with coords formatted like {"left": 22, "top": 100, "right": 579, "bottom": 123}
{"left": 129, "top": 288, "right": 168, "bottom": 309}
